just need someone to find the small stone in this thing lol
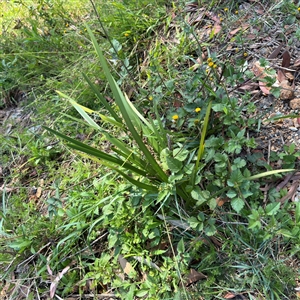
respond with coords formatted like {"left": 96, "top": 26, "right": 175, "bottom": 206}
{"left": 290, "top": 98, "right": 300, "bottom": 109}
{"left": 293, "top": 118, "right": 300, "bottom": 128}
{"left": 280, "top": 80, "right": 294, "bottom": 100}
{"left": 289, "top": 127, "right": 298, "bottom": 132}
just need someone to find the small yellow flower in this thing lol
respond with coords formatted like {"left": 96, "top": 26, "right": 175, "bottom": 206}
{"left": 224, "top": 8, "right": 228, "bottom": 12}
{"left": 195, "top": 107, "right": 201, "bottom": 113}
{"left": 207, "top": 57, "right": 213, "bottom": 63}
{"left": 194, "top": 119, "right": 200, "bottom": 125}
{"left": 206, "top": 68, "right": 210, "bottom": 73}
{"left": 209, "top": 76, "right": 213, "bottom": 81}
{"left": 218, "top": 13, "right": 221, "bottom": 17}
{"left": 235, "top": 10, "right": 238, "bottom": 14}
{"left": 208, "top": 61, "right": 214, "bottom": 67}
{"left": 124, "top": 32, "right": 130, "bottom": 37}
{"left": 172, "top": 114, "right": 179, "bottom": 121}
{"left": 148, "top": 96, "right": 153, "bottom": 101}
{"left": 243, "top": 52, "right": 248, "bottom": 57}
{"left": 298, "top": 7, "right": 300, "bottom": 11}
{"left": 220, "top": 17, "right": 223, "bottom": 22}
{"left": 213, "top": 64, "right": 217, "bottom": 68}
{"left": 65, "top": 23, "right": 69, "bottom": 27}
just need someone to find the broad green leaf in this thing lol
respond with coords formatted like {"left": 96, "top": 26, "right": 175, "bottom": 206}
{"left": 136, "top": 290, "right": 149, "bottom": 298}
{"left": 160, "top": 148, "right": 170, "bottom": 171}
{"left": 265, "top": 202, "right": 280, "bottom": 216}
{"left": 233, "top": 157, "right": 246, "bottom": 168}
{"left": 168, "top": 173, "right": 184, "bottom": 183}
{"left": 248, "top": 219, "right": 261, "bottom": 229}
{"left": 177, "top": 238, "right": 185, "bottom": 254}
{"left": 208, "top": 198, "right": 217, "bottom": 210}
{"left": 231, "top": 198, "right": 244, "bottom": 213}
{"left": 173, "top": 148, "right": 189, "bottom": 161}
{"left": 166, "top": 157, "right": 182, "bottom": 173}
{"left": 188, "top": 216, "right": 201, "bottom": 229}
{"left": 212, "top": 103, "right": 224, "bottom": 112}
{"left": 226, "top": 190, "right": 237, "bottom": 199}
{"left": 191, "top": 186, "right": 210, "bottom": 205}
{"left": 277, "top": 229, "right": 294, "bottom": 238}
{"left": 205, "top": 223, "right": 216, "bottom": 236}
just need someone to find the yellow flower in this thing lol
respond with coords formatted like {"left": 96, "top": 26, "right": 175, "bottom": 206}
{"left": 195, "top": 107, "right": 201, "bottom": 113}
{"left": 220, "top": 17, "right": 223, "bottom": 22}
{"left": 172, "top": 114, "right": 179, "bottom": 121}
{"left": 235, "top": 10, "right": 238, "bottom": 14}
{"left": 65, "top": 23, "right": 69, "bottom": 27}
{"left": 194, "top": 119, "right": 200, "bottom": 125}
{"left": 124, "top": 32, "right": 129, "bottom": 37}
{"left": 224, "top": 8, "right": 228, "bottom": 12}
{"left": 208, "top": 61, "right": 214, "bottom": 67}
{"left": 298, "top": 7, "right": 300, "bottom": 11}
{"left": 207, "top": 57, "right": 213, "bottom": 63}
{"left": 148, "top": 96, "right": 153, "bottom": 101}
{"left": 213, "top": 64, "right": 217, "bottom": 68}
{"left": 243, "top": 52, "right": 248, "bottom": 57}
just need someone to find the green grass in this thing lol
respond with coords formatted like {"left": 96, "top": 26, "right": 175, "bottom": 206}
{"left": 1, "top": 0, "right": 300, "bottom": 299}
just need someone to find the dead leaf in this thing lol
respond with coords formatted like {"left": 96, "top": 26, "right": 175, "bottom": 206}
{"left": 252, "top": 61, "right": 279, "bottom": 95}
{"left": 276, "top": 172, "right": 295, "bottom": 191}
{"left": 206, "top": 11, "right": 220, "bottom": 23}
{"left": 224, "top": 293, "right": 247, "bottom": 299}
{"left": 216, "top": 197, "right": 230, "bottom": 207}
{"left": 259, "top": 81, "right": 271, "bottom": 95}
{"left": 50, "top": 266, "right": 70, "bottom": 298}
{"left": 184, "top": 269, "right": 206, "bottom": 286}
{"left": 294, "top": 58, "right": 300, "bottom": 67}
{"left": 212, "top": 23, "right": 222, "bottom": 35}
{"left": 118, "top": 255, "right": 136, "bottom": 277}
{"left": 285, "top": 72, "right": 294, "bottom": 80}
{"left": 224, "top": 292, "right": 237, "bottom": 299}
{"left": 229, "top": 25, "right": 249, "bottom": 38}
{"left": 254, "top": 4, "right": 265, "bottom": 15}
{"left": 237, "top": 83, "right": 257, "bottom": 92}
{"left": 282, "top": 50, "right": 291, "bottom": 68}
{"left": 277, "top": 180, "right": 299, "bottom": 203}
{"left": 268, "top": 43, "right": 283, "bottom": 59}
{"left": 277, "top": 69, "right": 286, "bottom": 82}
